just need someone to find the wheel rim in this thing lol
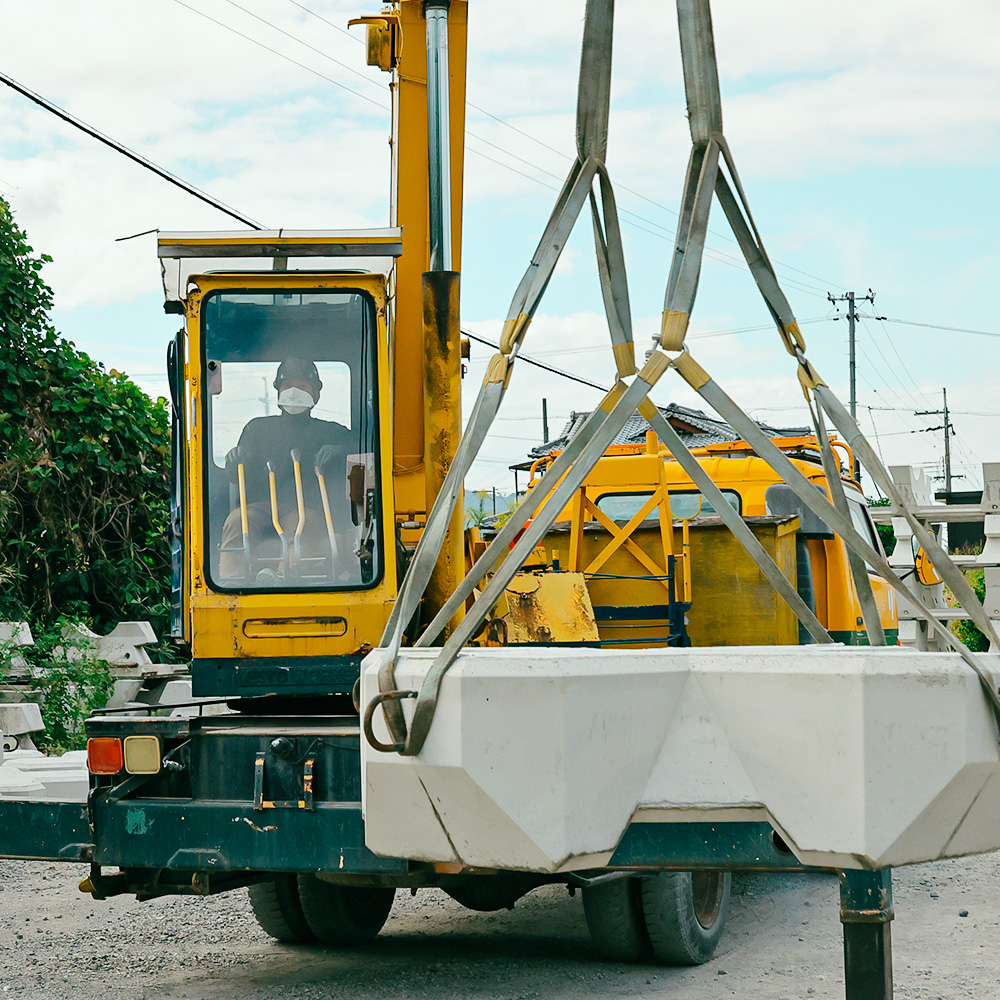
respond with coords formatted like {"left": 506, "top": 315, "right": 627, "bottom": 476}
{"left": 691, "top": 872, "right": 725, "bottom": 929}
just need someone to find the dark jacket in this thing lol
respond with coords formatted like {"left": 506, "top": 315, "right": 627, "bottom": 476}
{"left": 236, "top": 413, "right": 353, "bottom": 514}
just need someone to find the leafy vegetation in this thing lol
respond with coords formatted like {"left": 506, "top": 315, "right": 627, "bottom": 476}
{"left": 0, "top": 195, "right": 173, "bottom": 640}
{"left": 866, "top": 497, "right": 896, "bottom": 556}
{"left": 465, "top": 490, "right": 492, "bottom": 528}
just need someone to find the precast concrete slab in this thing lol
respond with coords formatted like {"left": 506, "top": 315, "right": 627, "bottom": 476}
{"left": 361, "top": 646, "right": 1000, "bottom": 872}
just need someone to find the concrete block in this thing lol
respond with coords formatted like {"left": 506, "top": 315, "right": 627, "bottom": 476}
{"left": 0, "top": 623, "right": 33, "bottom": 647}
{"left": 0, "top": 703, "right": 44, "bottom": 736}
{"left": 362, "top": 645, "right": 1000, "bottom": 873}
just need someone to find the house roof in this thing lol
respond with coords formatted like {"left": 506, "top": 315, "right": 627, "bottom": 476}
{"left": 511, "top": 402, "right": 810, "bottom": 470}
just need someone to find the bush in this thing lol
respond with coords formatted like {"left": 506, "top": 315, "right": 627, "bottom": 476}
{"left": 952, "top": 568, "right": 989, "bottom": 653}
{"left": 866, "top": 497, "right": 896, "bottom": 556}
{"left": 0, "top": 196, "right": 172, "bottom": 640}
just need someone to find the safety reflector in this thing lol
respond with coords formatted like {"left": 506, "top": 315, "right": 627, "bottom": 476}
{"left": 123, "top": 735, "right": 161, "bottom": 775}
{"left": 87, "top": 738, "right": 123, "bottom": 775}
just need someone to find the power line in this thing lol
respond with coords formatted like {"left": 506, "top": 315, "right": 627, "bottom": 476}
{"left": 868, "top": 406, "right": 1000, "bottom": 417}
{"left": 463, "top": 331, "right": 610, "bottom": 392}
{"left": 285, "top": 0, "right": 363, "bottom": 44}
{"left": 221, "top": 0, "right": 384, "bottom": 92}
{"left": 0, "top": 70, "right": 263, "bottom": 229}
{"left": 868, "top": 315, "right": 1000, "bottom": 340}
{"left": 170, "top": 0, "right": 388, "bottom": 113}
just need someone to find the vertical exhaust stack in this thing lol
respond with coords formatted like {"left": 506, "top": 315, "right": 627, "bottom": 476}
{"left": 422, "top": 0, "right": 464, "bottom": 636}
{"left": 425, "top": 0, "right": 453, "bottom": 274}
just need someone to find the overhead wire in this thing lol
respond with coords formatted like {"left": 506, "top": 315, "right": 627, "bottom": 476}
{"left": 170, "top": 0, "right": 387, "bottom": 112}
{"left": 0, "top": 69, "right": 263, "bottom": 229}
{"left": 201, "top": 0, "right": 842, "bottom": 300}
{"left": 463, "top": 330, "right": 610, "bottom": 392}
{"left": 875, "top": 316, "right": 1000, "bottom": 340}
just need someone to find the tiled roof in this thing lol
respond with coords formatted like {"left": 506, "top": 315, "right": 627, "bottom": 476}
{"left": 525, "top": 402, "right": 809, "bottom": 460}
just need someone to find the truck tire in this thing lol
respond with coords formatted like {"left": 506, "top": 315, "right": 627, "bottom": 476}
{"left": 582, "top": 877, "right": 650, "bottom": 962}
{"left": 296, "top": 875, "right": 396, "bottom": 946}
{"left": 640, "top": 871, "right": 730, "bottom": 965}
{"left": 248, "top": 874, "right": 317, "bottom": 943}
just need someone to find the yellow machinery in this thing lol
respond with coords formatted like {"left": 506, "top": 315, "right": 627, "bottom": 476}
{"left": 157, "top": 1, "right": 469, "bottom": 698}
{"left": 509, "top": 431, "right": 897, "bottom": 649}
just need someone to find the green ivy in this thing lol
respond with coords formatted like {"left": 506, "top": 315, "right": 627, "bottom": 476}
{"left": 0, "top": 196, "right": 173, "bottom": 643}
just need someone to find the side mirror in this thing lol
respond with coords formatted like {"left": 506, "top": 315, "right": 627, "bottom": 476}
{"left": 911, "top": 536, "right": 943, "bottom": 586}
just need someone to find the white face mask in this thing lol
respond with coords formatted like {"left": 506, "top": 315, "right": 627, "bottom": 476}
{"left": 277, "top": 386, "right": 316, "bottom": 415}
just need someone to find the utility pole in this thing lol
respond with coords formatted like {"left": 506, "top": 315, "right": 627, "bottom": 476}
{"left": 542, "top": 397, "right": 549, "bottom": 445}
{"left": 827, "top": 289, "right": 876, "bottom": 483}
{"left": 916, "top": 388, "right": 958, "bottom": 494}
{"left": 827, "top": 289, "right": 877, "bottom": 421}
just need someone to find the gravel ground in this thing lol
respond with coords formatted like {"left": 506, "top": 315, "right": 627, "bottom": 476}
{"left": 0, "top": 852, "right": 996, "bottom": 999}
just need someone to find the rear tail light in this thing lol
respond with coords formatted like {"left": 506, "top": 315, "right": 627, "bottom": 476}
{"left": 87, "top": 738, "right": 123, "bottom": 775}
{"left": 123, "top": 735, "right": 161, "bottom": 775}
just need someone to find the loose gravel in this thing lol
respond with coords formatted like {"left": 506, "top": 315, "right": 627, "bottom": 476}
{"left": 0, "top": 852, "right": 996, "bottom": 998}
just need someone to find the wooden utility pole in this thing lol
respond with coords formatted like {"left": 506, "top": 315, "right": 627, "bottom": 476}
{"left": 827, "top": 289, "right": 876, "bottom": 482}
{"left": 916, "top": 388, "right": 957, "bottom": 493}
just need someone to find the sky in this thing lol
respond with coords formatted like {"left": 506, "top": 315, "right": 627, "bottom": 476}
{"left": 1, "top": 0, "right": 999, "bottom": 496}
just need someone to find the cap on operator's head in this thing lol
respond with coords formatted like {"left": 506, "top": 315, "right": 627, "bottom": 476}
{"left": 273, "top": 357, "right": 322, "bottom": 393}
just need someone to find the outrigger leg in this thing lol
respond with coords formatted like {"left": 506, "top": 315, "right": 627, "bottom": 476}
{"left": 840, "top": 869, "right": 893, "bottom": 1000}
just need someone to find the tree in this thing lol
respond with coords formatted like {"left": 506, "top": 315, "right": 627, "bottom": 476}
{"left": 0, "top": 196, "right": 172, "bottom": 636}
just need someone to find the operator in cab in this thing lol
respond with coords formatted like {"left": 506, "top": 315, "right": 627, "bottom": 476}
{"left": 219, "top": 357, "right": 352, "bottom": 585}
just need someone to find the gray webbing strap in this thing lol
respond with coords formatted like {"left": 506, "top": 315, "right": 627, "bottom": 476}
{"left": 712, "top": 165, "right": 805, "bottom": 360}
{"left": 677, "top": 359, "right": 1000, "bottom": 730}
{"left": 589, "top": 165, "right": 635, "bottom": 377}
{"left": 659, "top": 140, "right": 720, "bottom": 351}
{"left": 376, "top": 380, "right": 505, "bottom": 742}
{"left": 400, "top": 368, "right": 670, "bottom": 756}
{"left": 643, "top": 406, "right": 832, "bottom": 644}
{"left": 415, "top": 389, "right": 631, "bottom": 646}
{"left": 676, "top": 0, "right": 722, "bottom": 143}
{"left": 665, "top": 0, "right": 999, "bottom": 727}
{"left": 380, "top": 381, "right": 502, "bottom": 654}
{"left": 376, "top": 0, "right": 642, "bottom": 749}
{"left": 382, "top": 0, "right": 615, "bottom": 652}
{"left": 809, "top": 399, "right": 886, "bottom": 646}
{"left": 814, "top": 384, "right": 1000, "bottom": 649}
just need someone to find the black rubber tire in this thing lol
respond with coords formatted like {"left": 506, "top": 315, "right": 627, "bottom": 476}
{"left": 582, "top": 877, "right": 650, "bottom": 962}
{"left": 296, "top": 875, "right": 396, "bottom": 946}
{"left": 640, "top": 871, "right": 731, "bottom": 965}
{"left": 248, "top": 874, "right": 317, "bottom": 943}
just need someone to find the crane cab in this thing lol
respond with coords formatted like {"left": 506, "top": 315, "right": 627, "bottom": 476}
{"left": 159, "top": 231, "right": 401, "bottom": 700}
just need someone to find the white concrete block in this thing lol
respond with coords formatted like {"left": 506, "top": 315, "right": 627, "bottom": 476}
{"left": 0, "top": 703, "right": 44, "bottom": 736}
{"left": 0, "top": 767, "right": 45, "bottom": 798}
{"left": 362, "top": 646, "right": 1000, "bottom": 873}
{"left": 0, "top": 623, "right": 33, "bottom": 647}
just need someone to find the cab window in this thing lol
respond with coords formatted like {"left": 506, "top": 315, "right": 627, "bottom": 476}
{"left": 200, "top": 289, "right": 381, "bottom": 592}
{"left": 595, "top": 489, "right": 741, "bottom": 522}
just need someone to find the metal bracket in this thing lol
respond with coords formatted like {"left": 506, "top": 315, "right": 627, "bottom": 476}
{"left": 252, "top": 754, "right": 316, "bottom": 811}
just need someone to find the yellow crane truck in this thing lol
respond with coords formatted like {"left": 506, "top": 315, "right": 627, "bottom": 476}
{"left": 0, "top": 0, "right": 896, "bottom": 977}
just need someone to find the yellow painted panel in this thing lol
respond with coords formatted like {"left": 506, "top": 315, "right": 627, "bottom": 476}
{"left": 503, "top": 572, "right": 600, "bottom": 645}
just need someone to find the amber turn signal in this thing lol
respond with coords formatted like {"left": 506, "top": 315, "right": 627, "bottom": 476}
{"left": 87, "top": 737, "right": 124, "bottom": 775}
